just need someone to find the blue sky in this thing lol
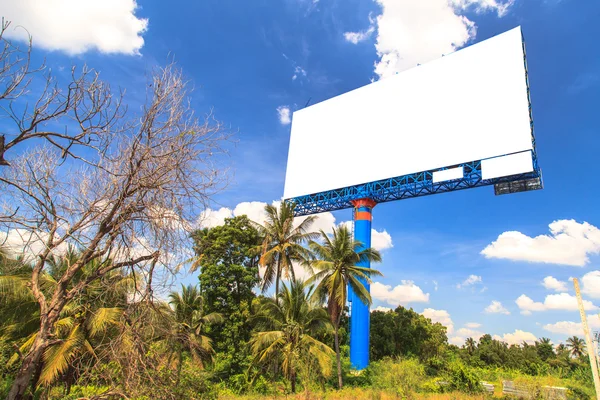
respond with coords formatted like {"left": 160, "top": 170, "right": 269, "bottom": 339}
{"left": 3, "top": 0, "right": 600, "bottom": 346}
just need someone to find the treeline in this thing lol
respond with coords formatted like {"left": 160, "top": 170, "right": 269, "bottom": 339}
{"left": 0, "top": 208, "right": 596, "bottom": 399}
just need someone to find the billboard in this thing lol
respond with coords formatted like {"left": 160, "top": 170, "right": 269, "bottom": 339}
{"left": 283, "top": 26, "right": 534, "bottom": 200}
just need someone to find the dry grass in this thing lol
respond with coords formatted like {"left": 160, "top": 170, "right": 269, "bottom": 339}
{"left": 219, "top": 389, "right": 490, "bottom": 400}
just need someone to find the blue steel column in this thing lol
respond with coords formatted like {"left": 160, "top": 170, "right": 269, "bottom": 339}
{"left": 349, "top": 198, "right": 376, "bottom": 370}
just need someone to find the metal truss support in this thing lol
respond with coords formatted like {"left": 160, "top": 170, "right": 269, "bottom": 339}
{"left": 286, "top": 154, "right": 542, "bottom": 217}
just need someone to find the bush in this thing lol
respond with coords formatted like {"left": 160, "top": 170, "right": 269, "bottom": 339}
{"left": 567, "top": 384, "right": 594, "bottom": 400}
{"left": 370, "top": 358, "right": 426, "bottom": 398}
{"left": 446, "top": 361, "right": 483, "bottom": 394}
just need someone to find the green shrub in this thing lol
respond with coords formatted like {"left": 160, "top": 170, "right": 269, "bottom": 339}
{"left": 567, "top": 384, "right": 594, "bottom": 400}
{"left": 446, "top": 361, "right": 483, "bottom": 393}
{"left": 370, "top": 358, "right": 426, "bottom": 398}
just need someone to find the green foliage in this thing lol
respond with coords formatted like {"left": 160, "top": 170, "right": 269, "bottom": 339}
{"left": 370, "top": 358, "right": 426, "bottom": 398}
{"left": 192, "top": 215, "right": 261, "bottom": 376}
{"left": 370, "top": 306, "right": 448, "bottom": 363}
{"left": 445, "top": 361, "right": 483, "bottom": 393}
{"left": 250, "top": 279, "right": 335, "bottom": 392}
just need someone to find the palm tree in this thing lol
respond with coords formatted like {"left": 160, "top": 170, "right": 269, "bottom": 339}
{"left": 465, "top": 337, "right": 476, "bottom": 354}
{"left": 307, "top": 225, "right": 382, "bottom": 389}
{"left": 166, "top": 285, "right": 223, "bottom": 375}
{"left": 250, "top": 279, "right": 334, "bottom": 393}
{"left": 566, "top": 336, "right": 586, "bottom": 358}
{"left": 255, "top": 201, "right": 318, "bottom": 295}
{"left": 2, "top": 252, "right": 132, "bottom": 393}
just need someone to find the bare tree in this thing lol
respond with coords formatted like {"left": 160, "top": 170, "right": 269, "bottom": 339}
{"left": 0, "top": 25, "right": 230, "bottom": 399}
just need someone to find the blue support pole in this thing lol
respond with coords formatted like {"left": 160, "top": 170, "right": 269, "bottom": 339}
{"left": 349, "top": 198, "right": 376, "bottom": 370}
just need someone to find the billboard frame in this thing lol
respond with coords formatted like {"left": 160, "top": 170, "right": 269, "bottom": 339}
{"left": 285, "top": 32, "right": 542, "bottom": 217}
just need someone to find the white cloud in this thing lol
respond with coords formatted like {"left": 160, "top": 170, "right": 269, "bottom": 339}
{"left": 543, "top": 315, "right": 600, "bottom": 336}
{"left": 371, "top": 229, "right": 393, "bottom": 251}
{"left": 197, "top": 207, "right": 234, "bottom": 229}
{"left": 433, "top": 280, "right": 439, "bottom": 291}
{"left": 484, "top": 300, "right": 510, "bottom": 315}
{"left": 493, "top": 329, "right": 537, "bottom": 345}
{"left": 449, "top": 336, "right": 466, "bottom": 346}
{"left": 372, "top": 306, "right": 392, "bottom": 312}
{"left": 372, "top": 280, "right": 429, "bottom": 306}
{"left": 233, "top": 202, "right": 270, "bottom": 226}
{"left": 367, "top": 0, "right": 513, "bottom": 79}
{"left": 277, "top": 106, "right": 292, "bottom": 125}
{"left": 516, "top": 293, "right": 597, "bottom": 315}
{"left": 452, "top": 0, "right": 515, "bottom": 17}
{"left": 481, "top": 220, "right": 600, "bottom": 267}
{"left": 2, "top": 0, "right": 148, "bottom": 55}
{"left": 0, "top": 228, "right": 69, "bottom": 262}
{"left": 515, "top": 294, "right": 546, "bottom": 315}
{"left": 344, "top": 25, "right": 376, "bottom": 44}
{"left": 292, "top": 66, "right": 307, "bottom": 80}
{"left": 581, "top": 270, "right": 600, "bottom": 299}
{"left": 456, "top": 327, "right": 485, "bottom": 340}
{"left": 542, "top": 276, "right": 569, "bottom": 292}
{"left": 450, "top": 322, "right": 485, "bottom": 345}
{"left": 422, "top": 308, "right": 454, "bottom": 334}
{"left": 456, "top": 274, "right": 482, "bottom": 289}
{"left": 339, "top": 221, "right": 393, "bottom": 251}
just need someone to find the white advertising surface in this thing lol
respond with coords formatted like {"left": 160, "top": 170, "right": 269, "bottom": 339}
{"left": 283, "top": 26, "right": 534, "bottom": 199}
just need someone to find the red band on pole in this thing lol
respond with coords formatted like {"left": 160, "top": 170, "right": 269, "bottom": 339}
{"left": 350, "top": 198, "right": 377, "bottom": 209}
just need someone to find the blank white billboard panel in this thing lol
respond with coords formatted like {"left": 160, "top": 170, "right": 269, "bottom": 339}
{"left": 432, "top": 167, "right": 464, "bottom": 184}
{"left": 481, "top": 151, "right": 534, "bottom": 180}
{"left": 284, "top": 26, "right": 533, "bottom": 199}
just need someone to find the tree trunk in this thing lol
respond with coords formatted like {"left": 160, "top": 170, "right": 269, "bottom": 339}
{"left": 6, "top": 335, "right": 48, "bottom": 400}
{"left": 291, "top": 370, "right": 296, "bottom": 393}
{"left": 334, "top": 325, "right": 343, "bottom": 390}
{"left": 275, "top": 257, "right": 282, "bottom": 298}
{"left": 289, "top": 258, "right": 295, "bottom": 282}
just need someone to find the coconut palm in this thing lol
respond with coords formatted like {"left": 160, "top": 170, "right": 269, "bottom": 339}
{"left": 255, "top": 201, "right": 318, "bottom": 295}
{"left": 307, "top": 225, "right": 382, "bottom": 389}
{"left": 166, "top": 285, "right": 223, "bottom": 374}
{"left": 566, "top": 336, "right": 586, "bottom": 358}
{"left": 2, "top": 252, "right": 132, "bottom": 393}
{"left": 465, "top": 337, "right": 477, "bottom": 354}
{"left": 250, "top": 279, "right": 334, "bottom": 393}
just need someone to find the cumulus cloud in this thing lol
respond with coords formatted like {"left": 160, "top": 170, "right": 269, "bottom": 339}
{"left": 0, "top": 228, "right": 69, "bottom": 262}
{"left": 422, "top": 308, "right": 454, "bottom": 334}
{"left": 542, "top": 276, "right": 569, "bottom": 292}
{"left": 338, "top": 221, "right": 393, "bottom": 252}
{"left": 197, "top": 207, "right": 235, "bottom": 229}
{"left": 449, "top": 322, "right": 485, "bottom": 345}
{"left": 456, "top": 327, "right": 485, "bottom": 340}
{"left": 484, "top": 300, "right": 510, "bottom": 315}
{"left": 581, "top": 270, "right": 600, "bottom": 299}
{"left": 2, "top": 0, "right": 148, "bottom": 55}
{"left": 371, "top": 229, "right": 393, "bottom": 251}
{"left": 277, "top": 106, "right": 292, "bottom": 125}
{"left": 372, "top": 280, "right": 429, "bottom": 306}
{"left": 481, "top": 220, "right": 600, "bottom": 267}
{"left": 516, "top": 293, "right": 597, "bottom": 315}
{"left": 372, "top": 306, "right": 392, "bottom": 312}
{"left": 543, "top": 315, "right": 600, "bottom": 336}
{"left": 450, "top": 336, "right": 467, "bottom": 346}
{"left": 493, "top": 329, "right": 537, "bottom": 345}
{"left": 198, "top": 202, "right": 391, "bottom": 251}
{"left": 456, "top": 274, "right": 482, "bottom": 289}
{"left": 365, "top": 0, "right": 513, "bottom": 79}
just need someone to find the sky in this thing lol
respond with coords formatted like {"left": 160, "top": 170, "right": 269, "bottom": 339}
{"left": 2, "top": 0, "right": 600, "bottom": 347}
